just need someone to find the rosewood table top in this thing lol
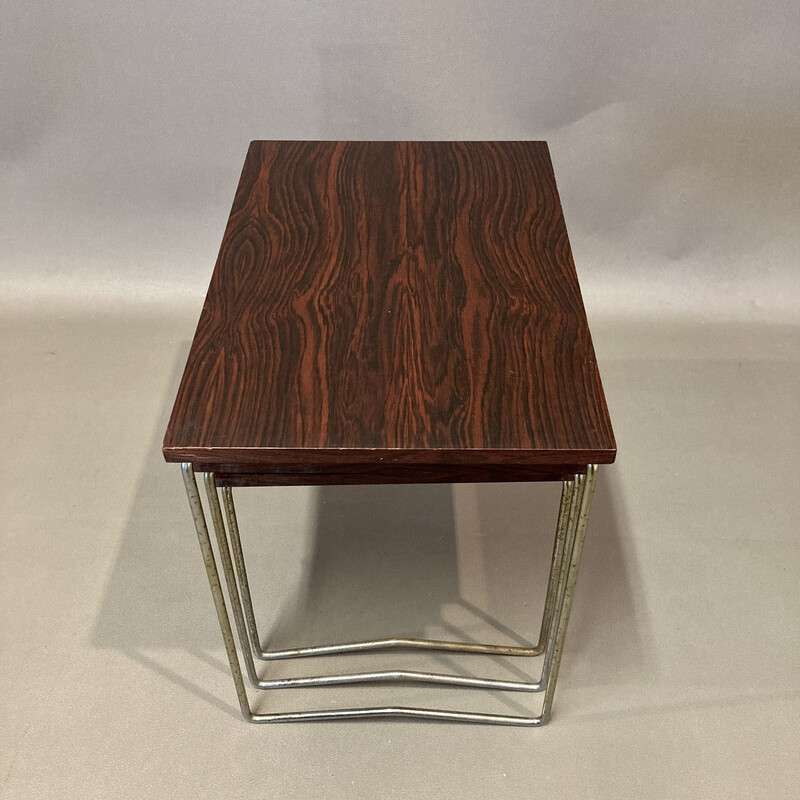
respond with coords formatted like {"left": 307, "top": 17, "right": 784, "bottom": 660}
{"left": 163, "top": 141, "right": 615, "bottom": 484}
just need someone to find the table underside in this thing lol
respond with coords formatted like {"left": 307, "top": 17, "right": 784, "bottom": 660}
{"left": 195, "top": 461, "right": 589, "bottom": 486}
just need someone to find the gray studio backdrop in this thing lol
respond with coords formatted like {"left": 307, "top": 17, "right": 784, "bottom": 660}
{"left": 2, "top": 0, "right": 798, "bottom": 319}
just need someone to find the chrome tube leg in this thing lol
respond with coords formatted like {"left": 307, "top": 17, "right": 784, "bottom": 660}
{"left": 535, "top": 474, "right": 584, "bottom": 691}
{"left": 537, "top": 465, "right": 598, "bottom": 724}
{"left": 247, "top": 468, "right": 599, "bottom": 726}
{"left": 219, "top": 479, "right": 573, "bottom": 662}
{"left": 203, "top": 473, "right": 265, "bottom": 689}
{"left": 535, "top": 481, "right": 574, "bottom": 651}
{"left": 221, "top": 486, "right": 262, "bottom": 658}
{"left": 180, "top": 465, "right": 599, "bottom": 724}
{"left": 180, "top": 463, "right": 252, "bottom": 722}
{"left": 208, "top": 473, "right": 558, "bottom": 692}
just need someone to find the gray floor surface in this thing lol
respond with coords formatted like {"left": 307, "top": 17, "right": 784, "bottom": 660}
{"left": 1, "top": 310, "right": 798, "bottom": 799}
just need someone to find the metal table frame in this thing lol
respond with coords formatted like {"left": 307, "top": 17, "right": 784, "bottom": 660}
{"left": 179, "top": 463, "right": 598, "bottom": 725}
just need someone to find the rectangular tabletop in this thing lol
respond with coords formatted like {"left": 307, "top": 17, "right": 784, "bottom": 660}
{"left": 163, "top": 141, "right": 615, "bottom": 480}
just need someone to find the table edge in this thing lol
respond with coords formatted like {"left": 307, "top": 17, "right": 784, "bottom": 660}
{"left": 162, "top": 445, "right": 617, "bottom": 468}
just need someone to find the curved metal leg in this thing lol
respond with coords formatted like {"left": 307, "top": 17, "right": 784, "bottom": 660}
{"left": 206, "top": 473, "right": 554, "bottom": 691}
{"left": 181, "top": 463, "right": 598, "bottom": 725}
{"left": 221, "top": 480, "right": 573, "bottom": 662}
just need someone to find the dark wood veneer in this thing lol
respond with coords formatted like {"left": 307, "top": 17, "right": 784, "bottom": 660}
{"left": 163, "top": 141, "right": 615, "bottom": 479}
{"left": 213, "top": 465, "right": 586, "bottom": 488}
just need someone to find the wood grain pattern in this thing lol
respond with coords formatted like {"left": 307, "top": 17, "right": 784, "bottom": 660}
{"left": 163, "top": 141, "right": 615, "bottom": 476}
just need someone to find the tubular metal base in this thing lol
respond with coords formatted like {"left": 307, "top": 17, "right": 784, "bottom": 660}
{"left": 180, "top": 463, "right": 598, "bottom": 725}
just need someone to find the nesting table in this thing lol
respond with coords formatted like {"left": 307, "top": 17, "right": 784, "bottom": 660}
{"left": 163, "top": 141, "right": 616, "bottom": 724}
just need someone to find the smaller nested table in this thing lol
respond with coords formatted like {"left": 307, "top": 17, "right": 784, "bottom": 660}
{"left": 163, "top": 141, "right": 616, "bottom": 725}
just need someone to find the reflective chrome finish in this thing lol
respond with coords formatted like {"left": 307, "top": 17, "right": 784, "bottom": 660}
{"left": 208, "top": 474, "right": 551, "bottom": 692}
{"left": 539, "top": 465, "right": 597, "bottom": 723}
{"left": 248, "top": 706, "right": 548, "bottom": 725}
{"left": 220, "top": 482, "right": 572, "bottom": 662}
{"left": 180, "top": 463, "right": 599, "bottom": 725}
{"left": 181, "top": 464, "right": 252, "bottom": 721}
